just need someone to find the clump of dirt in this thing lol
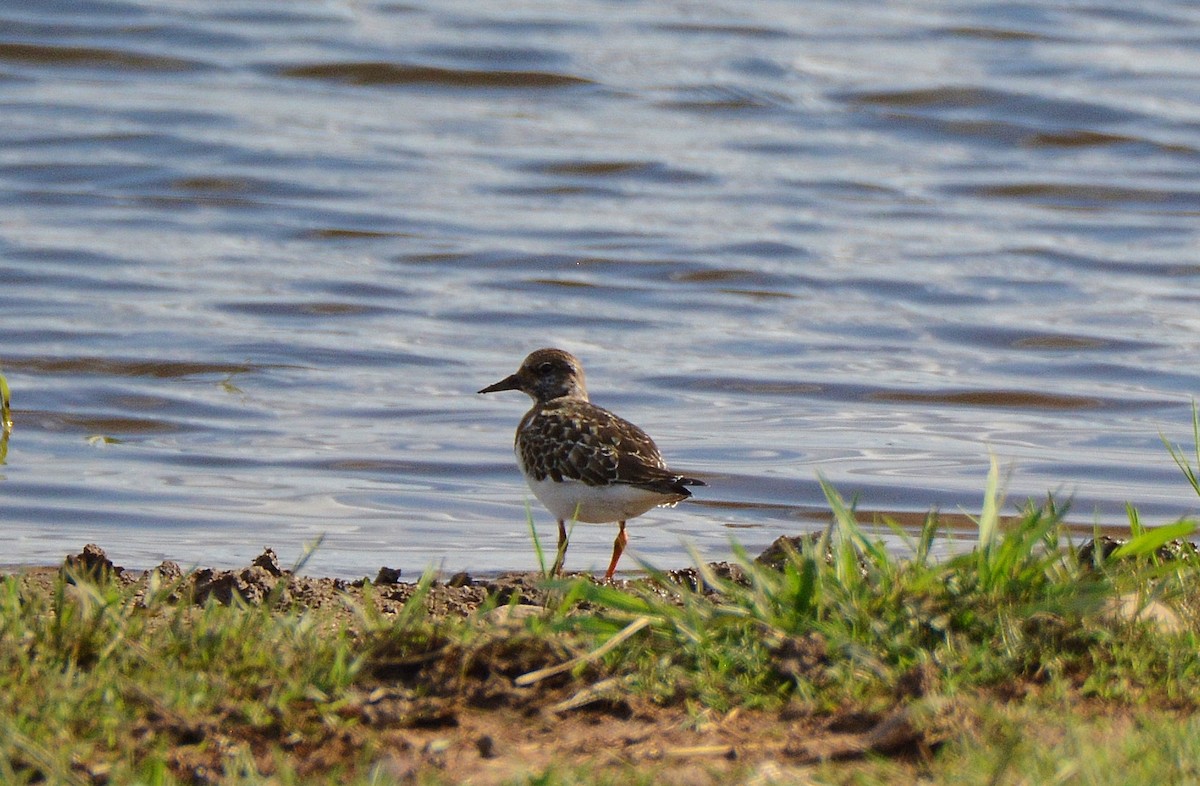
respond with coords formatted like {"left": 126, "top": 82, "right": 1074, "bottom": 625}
{"left": 62, "top": 542, "right": 125, "bottom": 583}
{"left": 40, "top": 543, "right": 554, "bottom": 618}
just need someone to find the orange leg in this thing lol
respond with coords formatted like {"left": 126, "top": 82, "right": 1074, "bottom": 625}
{"left": 604, "top": 521, "right": 628, "bottom": 581}
{"left": 551, "top": 519, "right": 568, "bottom": 575}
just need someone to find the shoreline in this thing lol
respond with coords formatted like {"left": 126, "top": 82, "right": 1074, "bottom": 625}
{"left": 4, "top": 529, "right": 1197, "bottom": 785}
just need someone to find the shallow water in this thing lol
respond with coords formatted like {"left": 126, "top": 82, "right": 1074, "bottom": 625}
{"left": 2, "top": 0, "right": 1200, "bottom": 578}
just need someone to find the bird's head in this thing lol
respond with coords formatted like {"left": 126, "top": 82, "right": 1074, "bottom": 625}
{"left": 478, "top": 348, "right": 589, "bottom": 403}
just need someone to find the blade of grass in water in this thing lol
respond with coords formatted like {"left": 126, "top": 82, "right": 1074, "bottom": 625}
{"left": 1162, "top": 400, "right": 1200, "bottom": 499}
{"left": 1, "top": 369, "right": 12, "bottom": 434}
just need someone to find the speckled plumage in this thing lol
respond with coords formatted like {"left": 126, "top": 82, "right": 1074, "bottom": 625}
{"left": 479, "top": 348, "right": 704, "bottom": 578}
{"left": 516, "top": 397, "right": 694, "bottom": 497}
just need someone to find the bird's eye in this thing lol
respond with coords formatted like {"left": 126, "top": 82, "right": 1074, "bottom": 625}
{"left": 537, "top": 362, "right": 555, "bottom": 374}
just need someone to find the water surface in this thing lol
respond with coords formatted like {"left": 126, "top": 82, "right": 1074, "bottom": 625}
{"left": 2, "top": 0, "right": 1200, "bottom": 577}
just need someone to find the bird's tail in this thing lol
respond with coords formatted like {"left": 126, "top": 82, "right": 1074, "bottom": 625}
{"left": 656, "top": 474, "right": 706, "bottom": 497}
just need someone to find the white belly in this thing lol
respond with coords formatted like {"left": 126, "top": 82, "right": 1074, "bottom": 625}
{"left": 525, "top": 476, "right": 674, "bottom": 523}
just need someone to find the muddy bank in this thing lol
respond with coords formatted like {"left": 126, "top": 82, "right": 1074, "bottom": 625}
{"left": 3, "top": 542, "right": 957, "bottom": 784}
{"left": 23, "top": 542, "right": 773, "bottom": 617}
{"left": 4, "top": 537, "right": 1189, "bottom": 785}
{"left": 15, "top": 533, "right": 1187, "bottom": 617}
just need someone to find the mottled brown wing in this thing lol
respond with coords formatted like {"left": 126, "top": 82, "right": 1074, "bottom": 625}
{"left": 516, "top": 400, "right": 703, "bottom": 496}
{"left": 581, "top": 404, "right": 704, "bottom": 494}
{"left": 517, "top": 401, "right": 621, "bottom": 485}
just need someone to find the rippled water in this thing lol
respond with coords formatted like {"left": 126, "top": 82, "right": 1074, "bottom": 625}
{"left": 3, "top": 0, "right": 1200, "bottom": 577}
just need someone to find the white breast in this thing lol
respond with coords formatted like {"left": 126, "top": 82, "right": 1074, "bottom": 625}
{"left": 524, "top": 476, "right": 676, "bottom": 523}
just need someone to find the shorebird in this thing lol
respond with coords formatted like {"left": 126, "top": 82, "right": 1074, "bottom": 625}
{"left": 479, "top": 348, "right": 704, "bottom": 579}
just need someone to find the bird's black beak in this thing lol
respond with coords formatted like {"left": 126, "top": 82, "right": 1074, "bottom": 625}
{"left": 478, "top": 373, "right": 522, "bottom": 395}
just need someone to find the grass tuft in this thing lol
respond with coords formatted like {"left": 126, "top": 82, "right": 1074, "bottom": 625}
{"left": 565, "top": 462, "right": 1200, "bottom": 718}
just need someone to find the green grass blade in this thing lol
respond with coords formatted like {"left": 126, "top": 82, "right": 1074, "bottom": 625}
{"left": 0, "top": 368, "right": 11, "bottom": 438}
{"left": 524, "top": 501, "right": 549, "bottom": 576}
{"left": 818, "top": 473, "right": 889, "bottom": 567}
{"left": 1161, "top": 401, "right": 1200, "bottom": 499}
{"left": 1126, "top": 502, "right": 1144, "bottom": 537}
{"left": 978, "top": 454, "right": 1001, "bottom": 553}
{"left": 1111, "top": 520, "right": 1197, "bottom": 559}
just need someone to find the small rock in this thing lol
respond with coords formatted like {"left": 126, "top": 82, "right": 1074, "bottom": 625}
{"left": 62, "top": 544, "right": 123, "bottom": 584}
{"left": 1100, "top": 592, "right": 1184, "bottom": 636}
{"left": 475, "top": 734, "right": 497, "bottom": 759}
{"left": 483, "top": 572, "right": 546, "bottom": 606}
{"left": 755, "top": 536, "right": 814, "bottom": 571}
{"left": 1077, "top": 536, "right": 1122, "bottom": 565}
{"left": 663, "top": 562, "right": 749, "bottom": 594}
{"left": 191, "top": 565, "right": 282, "bottom": 605}
{"left": 252, "top": 548, "right": 283, "bottom": 576}
{"left": 374, "top": 566, "right": 403, "bottom": 585}
{"left": 154, "top": 560, "right": 183, "bottom": 582}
